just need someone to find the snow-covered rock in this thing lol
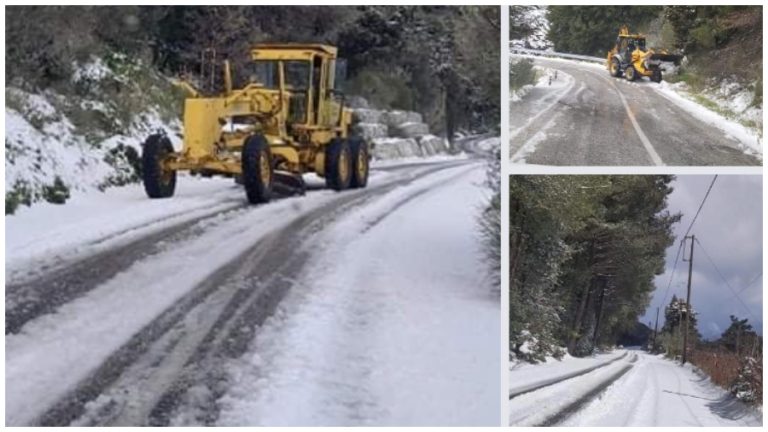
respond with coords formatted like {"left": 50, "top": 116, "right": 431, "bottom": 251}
{"left": 383, "top": 110, "right": 422, "bottom": 127}
{"left": 392, "top": 121, "right": 430, "bottom": 138}
{"left": 371, "top": 137, "right": 421, "bottom": 159}
{"left": 416, "top": 134, "right": 448, "bottom": 155}
{"left": 352, "top": 122, "right": 388, "bottom": 140}
{"left": 350, "top": 100, "right": 448, "bottom": 161}
{"left": 352, "top": 108, "right": 385, "bottom": 124}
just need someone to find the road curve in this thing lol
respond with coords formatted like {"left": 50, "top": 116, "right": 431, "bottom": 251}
{"left": 510, "top": 57, "right": 761, "bottom": 166}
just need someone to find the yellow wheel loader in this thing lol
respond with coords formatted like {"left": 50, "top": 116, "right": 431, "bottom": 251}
{"left": 142, "top": 43, "right": 369, "bottom": 204}
{"left": 606, "top": 26, "right": 682, "bottom": 83}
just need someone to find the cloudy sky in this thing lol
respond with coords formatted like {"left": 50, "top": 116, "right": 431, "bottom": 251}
{"left": 640, "top": 175, "right": 762, "bottom": 340}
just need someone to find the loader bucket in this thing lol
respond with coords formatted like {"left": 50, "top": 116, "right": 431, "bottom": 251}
{"left": 649, "top": 53, "right": 682, "bottom": 65}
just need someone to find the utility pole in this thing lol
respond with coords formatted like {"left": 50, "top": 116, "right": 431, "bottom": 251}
{"left": 652, "top": 307, "right": 660, "bottom": 352}
{"left": 682, "top": 235, "right": 695, "bottom": 364}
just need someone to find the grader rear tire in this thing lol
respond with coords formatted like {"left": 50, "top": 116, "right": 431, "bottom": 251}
{"left": 142, "top": 134, "right": 176, "bottom": 199}
{"left": 348, "top": 137, "right": 369, "bottom": 189}
{"left": 325, "top": 138, "right": 352, "bottom": 191}
{"left": 242, "top": 134, "right": 273, "bottom": 204}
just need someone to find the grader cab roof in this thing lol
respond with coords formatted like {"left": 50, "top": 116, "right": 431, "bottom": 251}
{"left": 251, "top": 43, "right": 338, "bottom": 61}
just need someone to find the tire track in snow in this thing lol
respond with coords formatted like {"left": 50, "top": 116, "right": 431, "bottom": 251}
{"left": 5, "top": 161, "right": 469, "bottom": 336}
{"left": 23, "top": 161, "right": 477, "bottom": 426}
{"left": 538, "top": 361, "right": 634, "bottom": 426}
{"left": 509, "top": 350, "right": 629, "bottom": 399}
{"left": 6, "top": 203, "right": 246, "bottom": 334}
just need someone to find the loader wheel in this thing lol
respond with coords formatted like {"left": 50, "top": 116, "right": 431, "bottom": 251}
{"left": 142, "top": 134, "right": 176, "bottom": 198}
{"left": 625, "top": 66, "right": 637, "bottom": 81}
{"left": 610, "top": 58, "right": 622, "bottom": 77}
{"left": 325, "top": 138, "right": 352, "bottom": 191}
{"left": 348, "top": 137, "right": 369, "bottom": 189}
{"left": 242, "top": 134, "right": 273, "bottom": 204}
{"left": 651, "top": 69, "right": 662, "bottom": 83}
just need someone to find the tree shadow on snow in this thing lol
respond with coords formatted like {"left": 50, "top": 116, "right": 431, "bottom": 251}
{"left": 706, "top": 395, "right": 762, "bottom": 424}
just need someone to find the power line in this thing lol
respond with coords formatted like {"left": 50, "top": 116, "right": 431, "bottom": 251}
{"left": 694, "top": 237, "right": 759, "bottom": 322}
{"left": 733, "top": 271, "right": 763, "bottom": 298}
{"left": 683, "top": 175, "right": 717, "bottom": 239}
{"left": 660, "top": 239, "right": 684, "bottom": 308}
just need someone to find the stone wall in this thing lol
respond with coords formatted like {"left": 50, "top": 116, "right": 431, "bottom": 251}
{"left": 351, "top": 106, "right": 448, "bottom": 160}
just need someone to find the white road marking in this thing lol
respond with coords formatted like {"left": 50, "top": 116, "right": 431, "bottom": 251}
{"left": 583, "top": 69, "right": 665, "bottom": 166}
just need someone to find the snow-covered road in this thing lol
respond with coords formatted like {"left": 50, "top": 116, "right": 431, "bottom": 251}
{"left": 6, "top": 153, "right": 499, "bottom": 426}
{"left": 509, "top": 349, "right": 762, "bottom": 426}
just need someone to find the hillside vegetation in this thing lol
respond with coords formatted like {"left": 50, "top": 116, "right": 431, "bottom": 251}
{"left": 5, "top": 6, "right": 499, "bottom": 213}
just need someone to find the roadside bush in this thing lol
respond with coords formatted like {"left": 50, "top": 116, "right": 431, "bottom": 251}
{"left": 510, "top": 58, "right": 536, "bottom": 91}
{"left": 731, "top": 356, "right": 762, "bottom": 403}
{"left": 6, "top": 180, "right": 36, "bottom": 215}
{"left": 42, "top": 176, "right": 71, "bottom": 204}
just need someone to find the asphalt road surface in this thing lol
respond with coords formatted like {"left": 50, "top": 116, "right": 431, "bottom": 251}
{"left": 510, "top": 57, "right": 761, "bottom": 166}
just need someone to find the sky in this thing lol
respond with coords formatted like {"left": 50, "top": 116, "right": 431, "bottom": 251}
{"left": 641, "top": 175, "right": 762, "bottom": 340}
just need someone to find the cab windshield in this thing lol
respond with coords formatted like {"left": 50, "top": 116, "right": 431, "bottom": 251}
{"left": 236, "top": 60, "right": 311, "bottom": 91}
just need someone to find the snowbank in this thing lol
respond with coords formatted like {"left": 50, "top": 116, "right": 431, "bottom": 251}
{"left": 654, "top": 81, "right": 762, "bottom": 157}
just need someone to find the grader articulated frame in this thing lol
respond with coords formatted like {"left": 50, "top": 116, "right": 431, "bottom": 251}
{"left": 142, "top": 43, "right": 369, "bottom": 204}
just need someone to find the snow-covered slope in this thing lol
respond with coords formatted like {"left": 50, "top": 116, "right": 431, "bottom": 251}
{"left": 5, "top": 55, "right": 182, "bottom": 214}
{"left": 510, "top": 6, "right": 551, "bottom": 50}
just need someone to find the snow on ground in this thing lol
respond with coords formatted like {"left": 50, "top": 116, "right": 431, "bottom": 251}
{"left": 209, "top": 164, "right": 499, "bottom": 426}
{"left": 370, "top": 153, "right": 468, "bottom": 168}
{"left": 510, "top": 67, "right": 574, "bottom": 140}
{"left": 509, "top": 349, "right": 625, "bottom": 396}
{"left": 5, "top": 182, "right": 365, "bottom": 426}
{"left": 560, "top": 352, "right": 761, "bottom": 426}
{"left": 509, "top": 349, "right": 762, "bottom": 427}
{"left": 653, "top": 81, "right": 762, "bottom": 158}
{"left": 6, "top": 171, "right": 378, "bottom": 283}
{"left": 509, "top": 350, "right": 634, "bottom": 426}
{"left": 5, "top": 86, "right": 180, "bottom": 197}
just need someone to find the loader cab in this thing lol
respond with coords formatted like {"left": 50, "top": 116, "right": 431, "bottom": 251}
{"left": 619, "top": 35, "right": 647, "bottom": 59}
{"left": 250, "top": 43, "right": 344, "bottom": 130}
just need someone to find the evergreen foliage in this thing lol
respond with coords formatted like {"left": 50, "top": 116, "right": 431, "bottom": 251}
{"left": 5, "top": 6, "right": 499, "bottom": 136}
{"left": 510, "top": 176, "right": 679, "bottom": 362}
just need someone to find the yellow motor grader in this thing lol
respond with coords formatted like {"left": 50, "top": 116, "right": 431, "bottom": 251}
{"left": 142, "top": 43, "right": 369, "bottom": 204}
{"left": 606, "top": 26, "right": 682, "bottom": 83}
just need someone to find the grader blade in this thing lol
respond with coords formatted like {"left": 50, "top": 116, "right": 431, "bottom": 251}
{"left": 273, "top": 171, "right": 306, "bottom": 196}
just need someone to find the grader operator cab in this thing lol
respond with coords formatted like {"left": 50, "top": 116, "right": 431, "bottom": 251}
{"left": 142, "top": 43, "right": 369, "bottom": 204}
{"left": 606, "top": 26, "right": 682, "bottom": 83}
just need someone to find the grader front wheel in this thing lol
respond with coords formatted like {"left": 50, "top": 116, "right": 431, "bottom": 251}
{"left": 349, "top": 137, "right": 369, "bottom": 189}
{"left": 142, "top": 134, "right": 176, "bottom": 198}
{"left": 242, "top": 134, "right": 273, "bottom": 204}
{"left": 325, "top": 138, "right": 352, "bottom": 191}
